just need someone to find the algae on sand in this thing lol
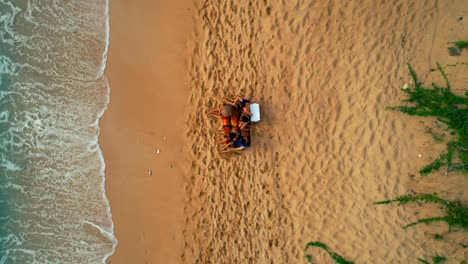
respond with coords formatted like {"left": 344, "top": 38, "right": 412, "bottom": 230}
{"left": 417, "top": 255, "right": 447, "bottom": 264}
{"left": 374, "top": 193, "right": 468, "bottom": 231}
{"left": 388, "top": 63, "right": 468, "bottom": 175}
{"left": 304, "top": 241, "right": 354, "bottom": 264}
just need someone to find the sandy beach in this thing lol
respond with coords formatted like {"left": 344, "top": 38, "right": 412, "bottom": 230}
{"left": 101, "top": 0, "right": 193, "bottom": 262}
{"left": 102, "top": 0, "right": 467, "bottom": 263}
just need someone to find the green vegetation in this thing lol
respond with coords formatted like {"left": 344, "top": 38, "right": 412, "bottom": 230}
{"left": 388, "top": 63, "right": 468, "bottom": 175}
{"left": 418, "top": 255, "right": 447, "bottom": 264}
{"left": 374, "top": 193, "right": 468, "bottom": 230}
{"left": 420, "top": 153, "right": 447, "bottom": 176}
{"left": 453, "top": 40, "right": 468, "bottom": 49}
{"left": 426, "top": 127, "right": 445, "bottom": 142}
{"left": 448, "top": 41, "right": 468, "bottom": 56}
{"left": 305, "top": 241, "right": 354, "bottom": 264}
{"left": 376, "top": 63, "right": 468, "bottom": 263}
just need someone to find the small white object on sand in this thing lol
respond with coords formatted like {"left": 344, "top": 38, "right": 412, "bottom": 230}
{"left": 418, "top": 154, "right": 422, "bottom": 158}
{"left": 402, "top": 83, "right": 409, "bottom": 90}
{"left": 148, "top": 170, "right": 153, "bottom": 176}
{"left": 156, "top": 148, "right": 160, "bottom": 154}
{"left": 250, "top": 103, "right": 261, "bottom": 122}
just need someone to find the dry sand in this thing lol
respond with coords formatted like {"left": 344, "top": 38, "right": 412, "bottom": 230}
{"left": 183, "top": 0, "right": 467, "bottom": 263}
{"left": 102, "top": 0, "right": 467, "bottom": 263}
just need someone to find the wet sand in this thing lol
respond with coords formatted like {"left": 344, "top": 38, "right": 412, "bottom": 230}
{"left": 101, "top": 0, "right": 193, "bottom": 263}
{"left": 102, "top": 0, "right": 467, "bottom": 263}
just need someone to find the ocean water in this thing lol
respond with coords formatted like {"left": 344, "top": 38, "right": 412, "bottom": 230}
{"left": 0, "top": 0, "right": 117, "bottom": 263}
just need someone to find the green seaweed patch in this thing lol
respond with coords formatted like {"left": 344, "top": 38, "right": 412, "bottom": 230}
{"left": 418, "top": 255, "right": 447, "bottom": 264}
{"left": 375, "top": 193, "right": 468, "bottom": 231}
{"left": 426, "top": 127, "right": 445, "bottom": 143}
{"left": 305, "top": 241, "right": 354, "bottom": 264}
{"left": 453, "top": 41, "right": 468, "bottom": 49}
{"left": 448, "top": 41, "right": 468, "bottom": 56}
{"left": 420, "top": 153, "right": 447, "bottom": 176}
{"left": 388, "top": 63, "right": 468, "bottom": 174}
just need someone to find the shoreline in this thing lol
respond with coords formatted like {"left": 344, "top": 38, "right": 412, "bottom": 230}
{"left": 101, "top": 0, "right": 467, "bottom": 263}
{"left": 101, "top": 0, "right": 193, "bottom": 263}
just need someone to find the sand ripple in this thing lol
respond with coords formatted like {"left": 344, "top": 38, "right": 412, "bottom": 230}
{"left": 182, "top": 0, "right": 467, "bottom": 263}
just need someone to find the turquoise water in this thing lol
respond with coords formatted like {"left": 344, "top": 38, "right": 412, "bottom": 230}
{"left": 0, "top": 1, "right": 116, "bottom": 263}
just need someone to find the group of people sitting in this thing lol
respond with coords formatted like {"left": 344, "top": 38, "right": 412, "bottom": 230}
{"left": 210, "top": 97, "right": 253, "bottom": 153}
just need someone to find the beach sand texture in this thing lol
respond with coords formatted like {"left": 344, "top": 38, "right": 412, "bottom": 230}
{"left": 102, "top": 0, "right": 193, "bottom": 263}
{"left": 182, "top": 0, "right": 467, "bottom": 263}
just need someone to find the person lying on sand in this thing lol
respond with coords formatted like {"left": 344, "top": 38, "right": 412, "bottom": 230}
{"left": 217, "top": 134, "right": 232, "bottom": 146}
{"left": 223, "top": 97, "right": 253, "bottom": 117}
{"left": 208, "top": 104, "right": 232, "bottom": 118}
{"left": 218, "top": 130, "right": 239, "bottom": 151}
{"left": 221, "top": 146, "right": 248, "bottom": 153}
{"left": 210, "top": 99, "right": 252, "bottom": 153}
{"left": 224, "top": 98, "right": 252, "bottom": 130}
{"left": 209, "top": 105, "right": 233, "bottom": 134}
{"left": 230, "top": 107, "right": 241, "bottom": 128}
{"left": 221, "top": 135, "right": 250, "bottom": 153}
{"left": 239, "top": 114, "right": 251, "bottom": 130}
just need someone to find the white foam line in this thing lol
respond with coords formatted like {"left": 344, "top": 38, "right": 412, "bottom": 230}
{"left": 83, "top": 220, "right": 117, "bottom": 245}
{"left": 98, "top": 0, "right": 117, "bottom": 263}
{"left": 98, "top": 0, "right": 110, "bottom": 79}
{"left": 97, "top": 79, "right": 117, "bottom": 264}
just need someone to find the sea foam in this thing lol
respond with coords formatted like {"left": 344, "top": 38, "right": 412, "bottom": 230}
{"left": 0, "top": 0, "right": 116, "bottom": 263}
